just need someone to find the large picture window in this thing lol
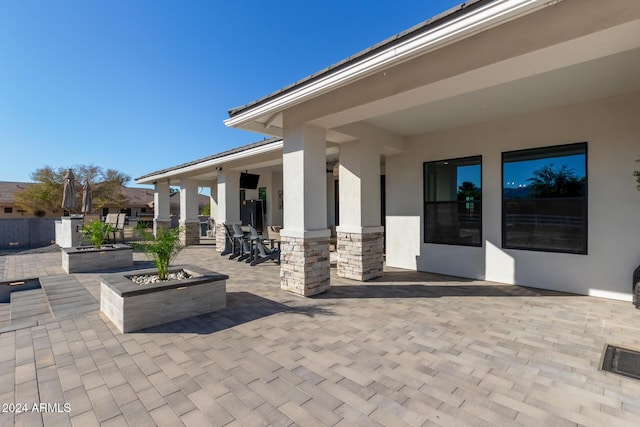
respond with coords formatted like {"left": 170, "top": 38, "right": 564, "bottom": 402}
{"left": 502, "top": 142, "right": 587, "bottom": 254}
{"left": 424, "top": 156, "right": 482, "bottom": 246}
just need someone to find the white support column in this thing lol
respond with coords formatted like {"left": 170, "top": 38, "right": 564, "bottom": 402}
{"left": 179, "top": 179, "right": 199, "bottom": 246}
{"left": 214, "top": 171, "right": 241, "bottom": 252}
{"left": 153, "top": 180, "right": 171, "bottom": 236}
{"left": 337, "top": 139, "right": 384, "bottom": 280}
{"left": 209, "top": 179, "right": 219, "bottom": 233}
{"left": 280, "top": 120, "right": 330, "bottom": 296}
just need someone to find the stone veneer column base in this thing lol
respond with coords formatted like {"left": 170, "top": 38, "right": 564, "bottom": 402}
{"left": 179, "top": 221, "right": 200, "bottom": 246}
{"left": 280, "top": 236, "right": 330, "bottom": 296}
{"left": 153, "top": 219, "right": 172, "bottom": 237}
{"left": 215, "top": 223, "right": 227, "bottom": 252}
{"left": 337, "top": 230, "right": 384, "bottom": 281}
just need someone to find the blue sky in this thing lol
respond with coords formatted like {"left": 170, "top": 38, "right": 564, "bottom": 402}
{"left": 0, "top": 0, "right": 462, "bottom": 187}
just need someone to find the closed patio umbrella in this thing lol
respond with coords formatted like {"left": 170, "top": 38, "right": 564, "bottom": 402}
{"left": 61, "top": 169, "right": 77, "bottom": 213}
{"left": 81, "top": 181, "right": 93, "bottom": 214}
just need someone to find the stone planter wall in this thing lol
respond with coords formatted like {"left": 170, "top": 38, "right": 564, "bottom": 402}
{"left": 62, "top": 244, "right": 133, "bottom": 273}
{"left": 100, "top": 265, "right": 227, "bottom": 333}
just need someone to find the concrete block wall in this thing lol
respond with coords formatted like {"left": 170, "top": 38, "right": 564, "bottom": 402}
{"left": 0, "top": 218, "right": 56, "bottom": 249}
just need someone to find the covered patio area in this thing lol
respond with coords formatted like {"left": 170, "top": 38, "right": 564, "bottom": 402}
{"left": 138, "top": 0, "right": 640, "bottom": 302}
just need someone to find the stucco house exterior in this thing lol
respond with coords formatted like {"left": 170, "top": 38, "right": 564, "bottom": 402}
{"left": 137, "top": 0, "right": 640, "bottom": 301}
{"left": 0, "top": 182, "right": 156, "bottom": 219}
{"left": 0, "top": 182, "right": 60, "bottom": 218}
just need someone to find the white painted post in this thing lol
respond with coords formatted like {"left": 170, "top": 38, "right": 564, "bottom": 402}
{"left": 336, "top": 139, "right": 384, "bottom": 280}
{"left": 209, "top": 179, "right": 218, "bottom": 237}
{"left": 153, "top": 180, "right": 171, "bottom": 236}
{"left": 214, "top": 171, "right": 241, "bottom": 252}
{"left": 179, "top": 179, "right": 199, "bottom": 245}
{"left": 280, "top": 120, "right": 331, "bottom": 296}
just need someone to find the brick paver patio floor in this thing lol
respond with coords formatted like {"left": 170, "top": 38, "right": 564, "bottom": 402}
{"left": 1, "top": 245, "right": 640, "bottom": 426}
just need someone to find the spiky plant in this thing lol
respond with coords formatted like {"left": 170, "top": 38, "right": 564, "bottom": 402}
{"left": 81, "top": 220, "right": 115, "bottom": 249}
{"left": 135, "top": 227, "right": 184, "bottom": 280}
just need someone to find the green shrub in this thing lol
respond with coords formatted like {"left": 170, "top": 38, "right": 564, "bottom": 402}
{"left": 81, "top": 221, "right": 115, "bottom": 249}
{"left": 135, "top": 220, "right": 148, "bottom": 230}
{"left": 134, "top": 227, "right": 184, "bottom": 280}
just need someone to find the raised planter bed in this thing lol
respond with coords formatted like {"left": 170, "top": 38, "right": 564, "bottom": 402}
{"left": 100, "top": 265, "right": 227, "bottom": 333}
{"left": 62, "top": 244, "right": 133, "bottom": 273}
{"left": 0, "top": 278, "right": 41, "bottom": 303}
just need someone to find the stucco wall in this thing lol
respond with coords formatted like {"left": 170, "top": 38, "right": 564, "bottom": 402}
{"left": 385, "top": 91, "right": 640, "bottom": 301}
{"left": 0, "top": 206, "right": 59, "bottom": 219}
{"left": 271, "top": 171, "right": 283, "bottom": 227}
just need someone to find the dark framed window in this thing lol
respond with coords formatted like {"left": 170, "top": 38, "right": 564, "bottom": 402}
{"left": 502, "top": 142, "right": 587, "bottom": 254}
{"left": 4, "top": 207, "right": 12, "bottom": 214}
{"left": 424, "top": 156, "right": 482, "bottom": 246}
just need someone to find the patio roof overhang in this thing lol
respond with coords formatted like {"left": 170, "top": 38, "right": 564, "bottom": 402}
{"left": 224, "top": 0, "right": 640, "bottom": 144}
{"left": 135, "top": 137, "right": 340, "bottom": 186}
{"left": 135, "top": 138, "right": 283, "bottom": 186}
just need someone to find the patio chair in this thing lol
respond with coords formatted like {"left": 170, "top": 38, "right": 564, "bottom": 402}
{"left": 245, "top": 225, "right": 261, "bottom": 264}
{"left": 220, "top": 223, "right": 234, "bottom": 256}
{"left": 104, "top": 214, "right": 119, "bottom": 243}
{"left": 248, "top": 226, "right": 280, "bottom": 266}
{"left": 265, "top": 225, "right": 282, "bottom": 250}
{"left": 105, "top": 213, "right": 118, "bottom": 228}
{"left": 114, "top": 213, "right": 127, "bottom": 243}
{"left": 227, "top": 223, "right": 242, "bottom": 259}
{"left": 230, "top": 224, "right": 252, "bottom": 261}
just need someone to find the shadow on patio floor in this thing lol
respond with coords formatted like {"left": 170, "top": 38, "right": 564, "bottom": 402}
{"left": 372, "top": 269, "right": 475, "bottom": 283}
{"left": 137, "top": 291, "right": 334, "bottom": 334}
{"left": 313, "top": 283, "right": 576, "bottom": 299}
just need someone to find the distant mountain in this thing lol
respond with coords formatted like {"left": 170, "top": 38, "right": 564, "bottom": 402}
{"left": 503, "top": 187, "right": 531, "bottom": 199}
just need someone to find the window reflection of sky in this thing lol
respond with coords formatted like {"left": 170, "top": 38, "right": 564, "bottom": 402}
{"left": 457, "top": 164, "right": 481, "bottom": 187}
{"left": 453, "top": 154, "right": 585, "bottom": 189}
{"left": 503, "top": 154, "right": 585, "bottom": 188}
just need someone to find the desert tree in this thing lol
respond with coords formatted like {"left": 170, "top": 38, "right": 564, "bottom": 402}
{"left": 527, "top": 164, "right": 585, "bottom": 198}
{"left": 14, "top": 165, "right": 131, "bottom": 215}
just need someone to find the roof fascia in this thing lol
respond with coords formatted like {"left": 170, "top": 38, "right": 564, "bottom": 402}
{"left": 136, "top": 139, "right": 283, "bottom": 184}
{"left": 224, "top": 0, "right": 555, "bottom": 128}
